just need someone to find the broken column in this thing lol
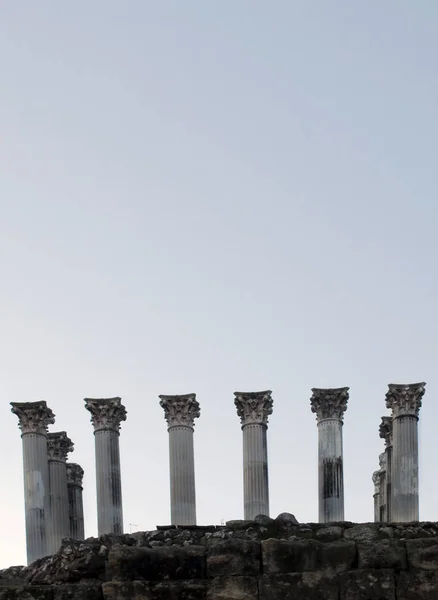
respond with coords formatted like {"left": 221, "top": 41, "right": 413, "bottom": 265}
{"left": 47, "top": 431, "right": 74, "bottom": 553}
{"left": 159, "top": 393, "right": 200, "bottom": 525}
{"left": 234, "top": 390, "right": 273, "bottom": 520}
{"left": 85, "top": 397, "right": 127, "bottom": 535}
{"left": 378, "top": 452, "right": 387, "bottom": 522}
{"left": 379, "top": 416, "right": 393, "bottom": 522}
{"left": 66, "top": 463, "right": 85, "bottom": 540}
{"left": 385, "top": 382, "right": 425, "bottom": 522}
{"left": 372, "top": 470, "right": 380, "bottom": 522}
{"left": 310, "top": 387, "right": 349, "bottom": 522}
{"left": 10, "top": 401, "right": 55, "bottom": 564}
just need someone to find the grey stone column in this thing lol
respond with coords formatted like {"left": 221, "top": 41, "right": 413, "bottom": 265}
{"left": 159, "top": 394, "right": 200, "bottom": 526}
{"left": 47, "top": 432, "right": 73, "bottom": 554}
{"left": 378, "top": 452, "right": 387, "bottom": 522}
{"left": 372, "top": 471, "right": 380, "bottom": 522}
{"left": 386, "top": 382, "right": 425, "bottom": 522}
{"left": 10, "top": 401, "right": 55, "bottom": 564}
{"left": 66, "top": 463, "right": 85, "bottom": 540}
{"left": 380, "top": 416, "right": 393, "bottom": 522}
{"left": 85, "top": 397, "right": 127, "bottom": 536}
{"left": 234, "top": 391, "right": 273, "bottom": 520}
{"left": 310, "top": 387, "right": 349, "bottom": 523}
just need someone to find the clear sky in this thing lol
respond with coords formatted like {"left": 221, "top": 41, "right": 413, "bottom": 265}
{"left": 0, "top": 1, "right": 437, "bottom": 568}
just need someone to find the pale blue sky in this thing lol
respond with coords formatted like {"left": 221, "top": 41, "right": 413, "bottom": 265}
{"left": 1, "top": 1, "right": 437, "bottom": 567}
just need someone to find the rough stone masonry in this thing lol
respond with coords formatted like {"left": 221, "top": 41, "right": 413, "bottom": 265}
{"left": 2, "top": 515, "right": 438, "bottom": 600}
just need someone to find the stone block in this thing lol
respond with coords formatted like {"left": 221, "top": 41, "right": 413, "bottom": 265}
{"left": 0, "top": 587, "right": 53, "bottom": 600}
{"left": 397, "top": 571, "right": 438, "bottom": 600}
{"left": 344, "top": 524, "right": 380, "bottom": 544}
{"left": 259, "top": 572, "right": 338, "bottom": 600}
{"left": 315, "top": 526, "right": 343, "bottom": 542}
{"left": 274, "top": 513, "right": 299, "bottom": 527}
{"left": 107, "top": 545, "right": 206, "bottom": 581}
{"left": 317, "top": 540, "right": 357, "bottom": 573}
{"left": 340, "top": 569, "right": 395, "bottom": 600}
{"left": 261, "top": 539, "right": 318, "bottom": 573}
{"left": 53, "top": 584, "right": 103, "bottom": 600}
{"left": 206, "top": 576, "right": 257, "bottom": 600}
{"left": 103, "top": 580, "right": 207, "bottom": 600}
{"left": 206, "top": 539, "right": 260, "bottom": 577}
{"left": 358, "top": 540, "right": 407, "bottom": 570}
{"left": 405, "top": 538, "right": 438, "bottom": 570}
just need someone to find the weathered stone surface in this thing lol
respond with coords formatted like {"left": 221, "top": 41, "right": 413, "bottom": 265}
{"left": 317, "top": 541, "right": 356, "bottom": 573}
{"left": 315, "top": 526, "right": 343, "bottom": 542}
{"left": 357, "top": 540, "right": 407, "bottom": 570}
{"left": 340, "top": 569, "right": 395, "bottom": 600}
{"left": 405, "top": 538, "right": 438, "bottom": 570}
{"left": 53, "top": 584, "right": 103, "bottom": 600}
{"left": 206, "top": 576, "right": 257, "bottom": 600}
{"left": 259, "top": 572, "right": 338, "bottom": 600}
{"left": 103, "top": 579, "right": 207, "bottom": 600}
{"left": 261, "top": 538, "right": 318, "bottom": 573}
{"left": 206, "top": 539, "right": 260, "bottom": 577}
{"left": 397, "top": 571, "right": 438, "bottom": 600}
{"left": 108, "top": 544, "right": 206, "bottom": 581}
{"left": 344, "top": 524, "right": 379, "bottom": 544}
{"left": 0, "top": 587, "right": 54, "bottom": 600}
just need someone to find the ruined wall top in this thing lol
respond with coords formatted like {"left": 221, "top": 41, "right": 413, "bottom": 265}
{"left": 385, "top": 382, "right": 425, "bottom": 418}
{"left": 310, "top": 387, "right": 349, "bottom": 422}
{"left": 84, "top": 397, "right": 127, "bottom": 432}
{"left": 47, "top": 431, "right": 74, "bottom": 462}
{"left": 159, "top": 393, "right": 200, "bottom": 429}
{"left": 66, "top": 463, "right": 84, "bottom": 487}
{"left": 10, "top": 401, "right": 55, "bottom": 435}
{"left": 234, "top": 390, "right": 273, "bottom": 427}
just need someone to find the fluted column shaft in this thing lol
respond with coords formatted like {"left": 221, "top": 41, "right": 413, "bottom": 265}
{"left": 372, "top": 471, "right": 380, "bottom": 523}
{"left": 317, "top": 418, "right": 344, "bottom": 522}
{"left": 67, "top": 463, "right": 85, "bottom": 540}
{"left": 169, "top": 425, "right": 197, "bottom": 525}
{"left": 47, "top": 432, "right": 73, "bottom": 554}
{"left": 310, "top": 387, "right": 349, "bottom": 523}
{"left": 235, "top": 390, "right": 273, "bottom": 520}
{"left": 85, "top": 397, "right": 127, "bottom": 536}
{"left": 386, "top": 383, "right": 425, "bottom": 523}
{"left": 392, "top": 415, "right": 419, "bottom": 521}
{"left": 11, "top": 401, "right": 55, "bottom": 564}
{"left": 160, "top": 394, "right": 200, "bottom": 526}
{"left": 380, "top": 416, "right": 393, "bottom": 522}
{"left": 386, "top": 444, "right": 393, "bottom": 521}
{"left": 242, "top": 423, "right": 269, "bottom": 519}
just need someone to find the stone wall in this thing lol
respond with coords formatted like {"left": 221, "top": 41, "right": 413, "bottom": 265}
{"left": 2, "top": 514, "right": 438, "bottom": 599}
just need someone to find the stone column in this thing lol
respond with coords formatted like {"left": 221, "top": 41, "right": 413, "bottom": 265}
{"left": 378, "top": 452, "right": 387, "bottom": 522}
{"left": 10, "top": 401, "right": 55, "bottom": 564}
{"left": 380, "top": 416, "right": 393, "bottom": 522}
{"left": 310, "top": 387, "right": 349, "bottom": 523}
{"left": 66, "top": 463, "right": 85, "bottom": 540}
{"left": 234, "top": 390, "right": 273, "bottom": 520}
{"left": 385, "top": 382, "right": 425, "bottom": 522}
{"left": 47, "top": 432, "right": 73, "bottom": 554}
{"left": 84, "top": 397, "right": 127, "bottom": 535}
{"left": 159, "top": 393, "right": 200, "bottom": 526}
{"left": 372, "top": 470, "right": 380, "bottom": 522}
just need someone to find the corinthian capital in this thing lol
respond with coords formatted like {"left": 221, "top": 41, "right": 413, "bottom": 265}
{"left": 84, "top": 397, "right": 127, "bottom": 432}
{"left": 379, "top": 416, "right": 393, "bottom": 447}
{"left": 159, "top": 394, "right": 200, "bottom": 429}
{"left": 47, "top": 431, "right": 74, "bottom": 462}
{"left": 385, "top": 382, "right": 425, "bottom": 418}
{"left": 379, "top": 452, "right": 387, "bottom": 471}
{"left": 310, "top": 387, "right": 349, "bottom": 422}
{"left": 234, "top": 391, "right": 273, "bottom": 427}
{"left": 10, "top": 401, "right": 55, "bottom": 435}
{"left": 66, "top": 463, "right": 84, "bottom": 487}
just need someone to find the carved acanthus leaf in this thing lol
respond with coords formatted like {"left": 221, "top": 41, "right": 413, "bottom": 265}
{"left": 234, "top": 391, "right": 273, "bottom": 426}
{"left": 10, "top": 401, "right": 55, "bottom": 435}
{"left": 66, "top": 463, "right": 84, "bottom": 487}
{"left": 159, "top": 394, "right": 200, "bottom": 428}
{"left": 84, "top": 397, "right": 127, "bottom": 432}
{"left": 47, "top": 431, "right": 74, "bottom": 462}
{"left": 310, "top": 388, "right": 349, "bottom": 422}
{"left": 385, "top": 383, "right": 425, "bottom": 418}
{"left": 372, "top": 470, "right": 381, "bottom": 495}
